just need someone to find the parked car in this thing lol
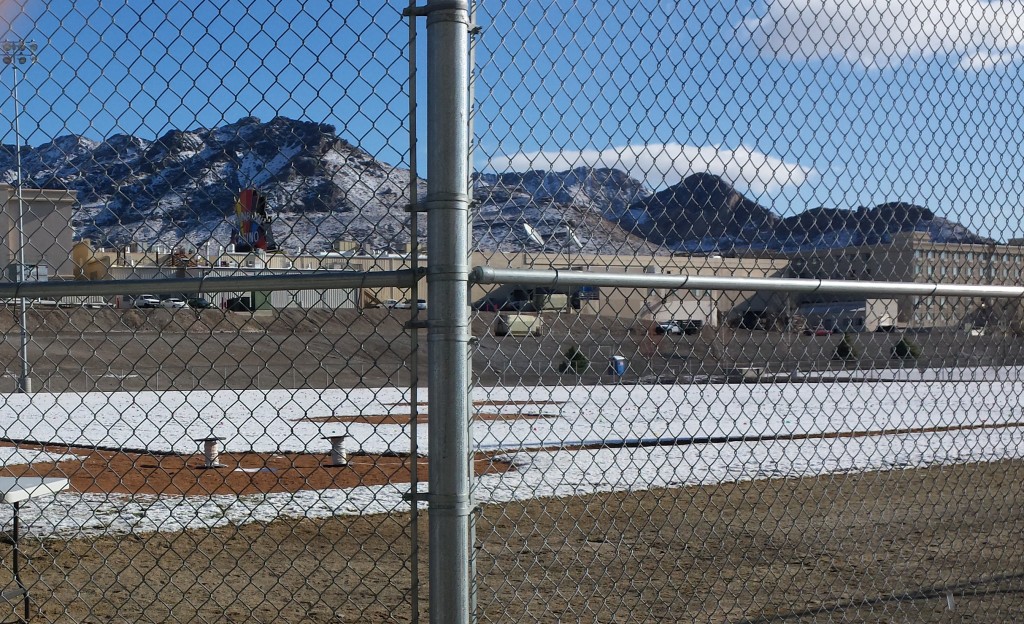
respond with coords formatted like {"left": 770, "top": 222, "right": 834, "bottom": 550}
{"left": 225, "top": 297, "right": 253, "bottom": 312}
{"left": 677, "top": 320, "right": 703, "bottom": 335}
{"left": 132, "top": 295, "right": 161, "bottom": 309}
{"left": 475, "top": 300, "right": 501, "bottom": 312}
{"left": 158, "top": 297, "right": 187, "bottom": 309}
{"left": 393, "top": 299, "right": 427, "bottom": 310}
{"left": 655, "top": 321, "right": 682, "bottom": 335}
{"left": 805, "top": 326, "right": 836, "bottom": 336}
{"left": 473, "top": 298, "right": 531, "bottom": 312}
{"left": 502, "top": 299, "right": 530, "bottom": 312}
{"left": 186, "top": 297, "right": 214, "bottom": 309}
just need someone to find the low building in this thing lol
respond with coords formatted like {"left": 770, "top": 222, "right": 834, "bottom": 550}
{"left": 786, "top": 231, "right": 1024, "bottom": 328}
{"left": 103, "top": 264, "right": 359, "bottom": 311}
{"left": 1, "top": 185, "right": 78, "bottom": 280}
{"left": 74, "top": 241, "right": 790, "bottom": 318}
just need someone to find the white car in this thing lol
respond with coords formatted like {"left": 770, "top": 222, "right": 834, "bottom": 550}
{"left": 393, "top": 299, "right": 427, "bottom": 310}
{"left": 655, "top": 321, "right": 682, "bottom": 335}
{"left": 132, "top": 295, "right": 161, "bottom": 309}
{"left": 158, "top": 297, "right": 187, "bottom": 309}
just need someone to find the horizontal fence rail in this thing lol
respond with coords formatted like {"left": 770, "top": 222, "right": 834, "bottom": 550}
{"left": 0, "top": 268, "right": 424, "bottom": 298}
{"left": 471, "top": 266, "right": 1024, "bottom": 299}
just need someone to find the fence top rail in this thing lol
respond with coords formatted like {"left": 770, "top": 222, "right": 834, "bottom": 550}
{"left": 0, "top": 268, "right": 424, "bottom": 299}
{"left": 470, "top": 266, "right": 1024, "bottom": 300}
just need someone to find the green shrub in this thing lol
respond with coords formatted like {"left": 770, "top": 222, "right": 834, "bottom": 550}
{"left": 558, "top": 345, "right": 589, "bottom": 374}
{"left": 833, "top": 333, "right": 859, "bottom": 361}
{"left": 892, "top": 336, "right": 922, "bottom": 360}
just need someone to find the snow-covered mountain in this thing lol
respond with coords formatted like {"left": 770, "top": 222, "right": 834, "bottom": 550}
{"left": 2, "top": 116, "right": 987, "bottom": 255}
{"left": 24, "top": 116, "right": 426, "bottom": 254}
{"left": 471, "top": 168, "right": 661, "bottom": 255}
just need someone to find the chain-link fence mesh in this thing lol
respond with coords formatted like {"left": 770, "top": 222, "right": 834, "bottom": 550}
{"left": 0, "top": 0, "right": 1020, "bottom": 622}
{"left": 0, "top": 2, "right": 435, "bottom": 622}
{"left": 469, "top": 1, "right": 1024, "bottom": 622}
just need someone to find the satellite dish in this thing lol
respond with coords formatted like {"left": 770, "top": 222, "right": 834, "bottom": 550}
{"left": 523, "top": 223, "right": 546, "bottom": 247}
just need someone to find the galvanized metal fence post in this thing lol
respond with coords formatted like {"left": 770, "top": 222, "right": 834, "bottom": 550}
{"left": 425, "top": 1, "right": 473, "bottom": 622}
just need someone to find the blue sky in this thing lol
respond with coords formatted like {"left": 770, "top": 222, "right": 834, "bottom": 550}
{"left": 4, "top": 0, "right": 1024, "bottom": 240}
{"left": 8, "top": 1, "right": 416, "bottom": 165}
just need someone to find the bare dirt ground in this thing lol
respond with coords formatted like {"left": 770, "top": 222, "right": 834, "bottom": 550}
{"left": 1, "top": 306, "right": 1021, "bottom": 392}
{"left": 0, "top": 461, "right": 1018, "bottom": 623}
{"left": 0, "top": 441, "right": 509, "bottom": 497}
{"left": 0, "top": 308, "right": 1020, "bottom": 622}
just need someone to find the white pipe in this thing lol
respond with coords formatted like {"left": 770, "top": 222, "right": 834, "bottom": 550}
{"left": 323, "top": 435, "right": 348, "bottom": 467}
{"left": 194, "top": 437, "right": 225, "bottom": 468}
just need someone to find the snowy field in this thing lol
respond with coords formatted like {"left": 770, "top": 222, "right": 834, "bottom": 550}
{"left": 1, "top": 364, "right": 1023, "bottom": 536}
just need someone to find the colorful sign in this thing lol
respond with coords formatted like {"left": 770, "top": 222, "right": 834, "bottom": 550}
{"left": 231, "top": 189, "right": 279, "bottom": 252}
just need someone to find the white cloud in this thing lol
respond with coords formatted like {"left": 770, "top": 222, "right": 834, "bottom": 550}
{"left": 742, "top": 0, "right": 1024, "bottom": 70}
{"left": 958, "top": 50, "right": 1015, "bottom": 71}
{"left": 484, "top": 143, "right": 814, "bottom": 194}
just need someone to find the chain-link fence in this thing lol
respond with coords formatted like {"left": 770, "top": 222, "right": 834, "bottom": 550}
{"left": 0, "top": 1, "right": 1019, "bottom": 623}
{"left": 0, "top": 2, "right": 433, "bottom": 622}
{"left": 468, "top": 0, "right": 1024, "bottom": 622}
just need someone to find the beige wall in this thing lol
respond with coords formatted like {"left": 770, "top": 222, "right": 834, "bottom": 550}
{"left": 0, "top": 185, "right": 76, "bottom": 278}
{"left": 83, "top": 245, "right": 789, "bottom": 318}
{"left": 83, "top": 230, "right": 1024, "bottom": 327}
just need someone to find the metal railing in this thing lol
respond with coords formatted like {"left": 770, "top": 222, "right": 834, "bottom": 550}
{"left": 471, "top": 266, "right": 1024, "bottom": 299}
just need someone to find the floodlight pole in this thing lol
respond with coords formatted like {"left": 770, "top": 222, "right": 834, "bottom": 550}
{"left": 3, "top": 40, "right": 38, "bottom": 393}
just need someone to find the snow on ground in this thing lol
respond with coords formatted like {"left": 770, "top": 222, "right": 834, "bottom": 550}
{"left": 2, "top": 365, "right": 1024, "bottom": 536}
{"left": 0, "top": 448, "right": 75, "bottom": 467}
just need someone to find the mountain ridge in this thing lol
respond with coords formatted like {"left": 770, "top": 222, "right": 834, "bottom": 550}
{"left": 0, "top": 116, "right": 988, "bottom": 255}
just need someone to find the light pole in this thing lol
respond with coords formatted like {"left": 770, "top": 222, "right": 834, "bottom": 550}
{"left": 3, "top": 39, "right": 38, "bottom": 393}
